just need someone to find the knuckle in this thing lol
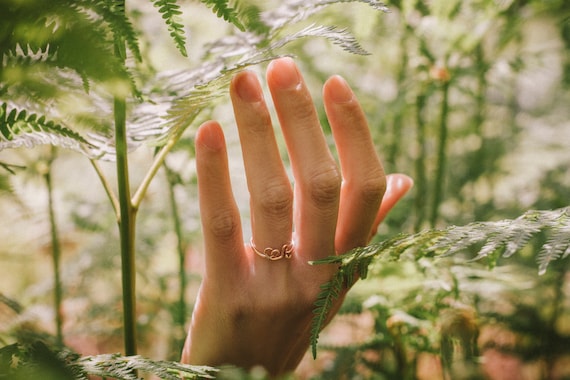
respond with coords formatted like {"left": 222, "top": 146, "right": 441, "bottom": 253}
{"left": 206, "top": 210, "right": 240, "bottom": 240}
{"left": 291, "top": 96, "right": 317, "bottom": 126}
{"left": 248, "top": 112, "right": 273, "bottom": 134}
{"left": 257, "top": 181, "right": 293, "bottom": 218}
{"left": 307, "top": 167, "right": 341, "bottom": 207}
{"left": 358, "top": 174, "right": 387, "bottom": 206}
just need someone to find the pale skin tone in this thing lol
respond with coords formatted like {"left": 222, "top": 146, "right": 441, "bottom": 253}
{"left": 181, "top": 57, "right": 413, "bottom": 376}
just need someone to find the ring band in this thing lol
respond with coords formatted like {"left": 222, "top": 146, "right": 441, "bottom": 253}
{"left": 250, "top": 237, "right": 294, "bottom": 261}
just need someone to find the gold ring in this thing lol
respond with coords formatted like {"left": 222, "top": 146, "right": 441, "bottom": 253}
{"left": 250, "top": 237, "right": 294, "bottom": 261}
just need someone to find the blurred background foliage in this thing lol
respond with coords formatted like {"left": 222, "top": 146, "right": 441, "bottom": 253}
{"left": 0, "top": 0, "right": 569, "bottom": 379}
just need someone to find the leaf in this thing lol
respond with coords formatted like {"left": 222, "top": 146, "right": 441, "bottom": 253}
{"left": 309, "top": 207, "right": 570, "bottom": 358}
{"left": 152, "top": 0, "right": 188, "bottom": 57}
{"left": 0, "top": 103, "right": 93, "bottom": 154}
{"left": 0, "top": 342, "right": 218, "bottom": 380}
{"left": 537, "top": 209, "right": 570, "bottom": 274}
{"left": 200, "top": 0, "right": 245, "bottom": 31}
{"left": 78, "top": 354, "right": 218, "bottom": 379}
{"left": 310, "top": 271, "right": 345, "bottom": 358}
{"left": 0, "top": 0, "right": 137, "bottom": 100}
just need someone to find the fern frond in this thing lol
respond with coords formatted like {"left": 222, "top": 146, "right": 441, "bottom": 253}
{"left": 277, "top": 24, "right": 370, "bottom": 55}
{"left": 310, "top": 269, "right": 345, "bottom": 359}
{"left": 88, "top": 0, "right": 389, "bottom": 157}
{"left": 239, "top": 4, "right": 270, "bottom": 35}
{"left": 537, "top": 209, "right": 570, "bottom": 274}
{"left": 0, "top": 342, "right": 218, "bottom": 380}
{"left": 262, "top": 0, "right": 388, "bottom": 31}
{"left": 309, "top": 207, "right": 570, "bottom": 357}
{"left": 201, "top": 0, "right": 245, "bottom": 31}
{"left": 152, "top": 0, "right": 188, "bottom": 57}
{"left": 78, "top": 354, "right": 217, "bottom": 379}
{"left": 0, "top": 103, "right": 92, "bottom": 154}
{"left": 1, "top": 0, "right": 135, "bottom": 96}
{"left": 88, "top": 0, "right": 143, "bottom": 62}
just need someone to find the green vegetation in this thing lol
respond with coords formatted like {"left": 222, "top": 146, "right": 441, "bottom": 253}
{"left": 1, "top": 0, "right": 569, "bottom": 378}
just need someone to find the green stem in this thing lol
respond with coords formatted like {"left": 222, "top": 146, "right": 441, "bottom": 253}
{"left": 164, "top": 163, "right": 187, "bottom": 353}
{"left": 387, "top": 24, "right": 411, "bottom": 168}
{"left": 90, "top": 159, "right": 120, "bottom": 221}
{"left": 132, "top": 136, "right": 178, "bottom": 209}
{"left": 413, "top": 92, "right": 427, "bottom": 232}
{"left": 45, "top": 148, "right": 64, "bottom": 347}
{"left": 430, "top": 80, "right": 450, "bottom": 228}
{"left": 115, "top": 94, "right": 138, "bottom": 356}
{"left": 113, "top": 3, "right": 137, "bottom": 353}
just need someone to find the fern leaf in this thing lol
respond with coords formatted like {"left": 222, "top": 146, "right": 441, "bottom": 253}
{"left": 201, "top": 0, "right": 245, "bottom": 31}
{"left": 89, "top": 0, "right": 143, "bottom": 62}
{"left": 291, "top": 24, "right": 370, "bottom": 55}
{"left": 537, "top": 209, "right": 570, "bottom": 274}
{"left": 0, "top": 103, "right": 93, "bottom": 154}
{"left": 1, "top": 0, "right": 136, "bottom": 98}
{"left": 239, "top": 4, "right": 270, "bottom": 35}
{"left": 78, "top": 354, "right": 218, "bottom": 379}
{"left": 323, "top": 207, "right": 570, "bottom": 276}
{"left": 262, "top": 0, "right": 388, "bottom": 30}
{"left": 310, "top": 270, "right": 345, "bottom": 359}
{"left": 308, "top": 207, "right": 570, "bottom": 358}
{"left": 152, "top": 0, "right": 188, "bottom": 57}
{"left": 88, "top": 0, "right": 390, "bottom": 157}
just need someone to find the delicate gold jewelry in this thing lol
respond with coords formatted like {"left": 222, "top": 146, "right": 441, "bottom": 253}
{"left": 250, "top": 237, "right": 294, "bottom": 261}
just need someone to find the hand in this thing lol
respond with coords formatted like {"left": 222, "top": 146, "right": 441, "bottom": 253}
{"left": 181, "top": 57, "right": 413, "bottom": 376}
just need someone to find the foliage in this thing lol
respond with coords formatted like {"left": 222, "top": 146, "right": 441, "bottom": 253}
{"left": 0, "top": 341, "right": 217, "bottom": 380}
{"left": 152, "top": 0, "right": 189, "bottom": 57}
{"left": 0, "top": 0, "right": 569, "bottom": 378}
{"left": 310, "top": 207, "right": 570, "bottom": 358}
{"left": 0, "top": 103, "right": 91, "bottom": 153}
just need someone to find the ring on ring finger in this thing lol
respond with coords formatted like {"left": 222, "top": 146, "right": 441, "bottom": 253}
{"left": 250, "top": 237, "right": 294, "bottom": 261}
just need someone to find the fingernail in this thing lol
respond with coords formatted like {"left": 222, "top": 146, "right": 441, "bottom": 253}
{"left": 268, "top": 57, "right": 301, "bottom": 90}
{"left": 196, "top": 122, "right": 224, "bottom": 151}
{"left": 234, "top": 72, "right": 262, "bottom": 103}
{"left": 328, "top": 75, "right": 354, "bottom": 103}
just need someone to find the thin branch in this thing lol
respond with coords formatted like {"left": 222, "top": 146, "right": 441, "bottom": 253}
{"left": 89, "top": 159, "right": 120, "bottom": 221}
{"left": 131, "top": 133, "right": 179, "bottom": 209}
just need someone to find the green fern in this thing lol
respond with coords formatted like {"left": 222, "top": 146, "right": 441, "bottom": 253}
{"left": 0, "top": 0, "right": 136, "bottom": 96}
{"left": 310, "top": 269, "right": 345, "bottom": 359}
{"left": 0, "top": 342, "right": 217, "bottom": 380}
{"left": 152, "top": 0, "right": 188, "bottom": 57}
{"left": 78, "top": 353, "right": 217, "bottom": 379}
{"left": 309, "top": 207, "right": 570, "bottom": 356}
{"left": 3, "top": 0, "right": 388, "bottom": 158}
{"left": 262, "top": 0, "right": 388, "bottom": 31}
{"left": 118, "top": 0, "right": 386, "bottom": 155}
{"left": 200, "top": 0, "right": 246, "bottom": 31}
{"left": 0, "top": 103, "right": 92, "bottom": 153}
{"left": 91, "top": 0, "right": 143, "bottom": 62}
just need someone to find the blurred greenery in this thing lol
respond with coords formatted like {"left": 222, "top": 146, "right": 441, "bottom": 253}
{"left": 0, "top": 0, "right": 569, "bottom": 379}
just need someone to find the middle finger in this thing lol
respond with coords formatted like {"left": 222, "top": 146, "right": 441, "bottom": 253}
{"left": 267, "top": 58, "right": 340, "bottom": 260}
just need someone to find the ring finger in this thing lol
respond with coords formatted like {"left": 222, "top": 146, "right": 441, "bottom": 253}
{"left": 230, "top": 70, "right": 294, "bottom": 261}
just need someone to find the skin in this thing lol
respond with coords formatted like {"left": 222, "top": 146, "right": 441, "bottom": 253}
{"left": 181, "top": 57, "right": 413, "bottom": 377}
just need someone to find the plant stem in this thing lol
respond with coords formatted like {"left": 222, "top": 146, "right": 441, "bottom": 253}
{"left": 113, "top": 2, "right": 138, "bottom": 354}
{"left": 164, "top": 163, "right": 188, "bottom": 353}
{"left": 90, "top": 159, "right": 120, "bottom": 221}
{"left": 430, "top": 79, "right": 450, "bottom": 228}
{"left": 45, "top": 148, "right": 64, "bottom": 347}
{"left": 115, "top": 94, "right": 138, "bottom": 356}
{"left": 132, "top": 136, "right": 178, "bottom": 209}
{"left": 413, "top": 92, "right": 427, "bottom": 232}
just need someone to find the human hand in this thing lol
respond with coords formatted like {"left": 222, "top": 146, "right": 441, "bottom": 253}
{"left": 181, "top": 57, "right": 413, "bottom": 376}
